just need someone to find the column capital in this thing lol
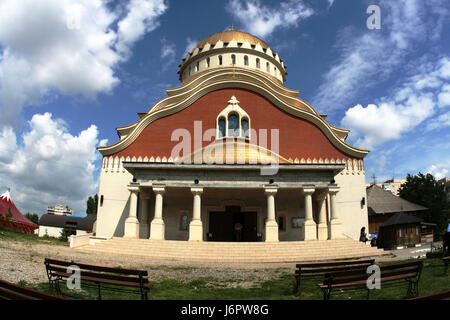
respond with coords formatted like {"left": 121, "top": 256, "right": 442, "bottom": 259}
{"left": 264, "top": 186, "right": 278, "bottom": 195}
{"left": 190, "top": 187, "right": 204, "bottom": 195}
{"left": 153, "top": 185, "right": 165, "bottom": 194}
{"left": 127, "top": 186, "right": 140, "bottom": 193}
{"left": 328, "top": 185, "right": 340, "bottom": 195}
{"left": 302, "top": 186, "right": 315, "bottom": 195}
{"left": 315, "top": 190, "right": 328, "bottom": 201}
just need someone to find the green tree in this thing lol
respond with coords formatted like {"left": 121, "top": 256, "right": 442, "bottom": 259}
{"left": 398, "top": 173, "right": 449, "bottom": 235}
{"left": 25, "top": 213, "right": 39, "bottom": 225}
{"left": 86, "top": 194, "right": 98, "bottom": 215}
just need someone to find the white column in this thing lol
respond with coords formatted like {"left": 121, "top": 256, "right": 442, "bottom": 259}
{"left": 303, "top": 187, "right": 316, "bottom": 241}
{"left": 189, "top": 187, "right": 203, "bottom": 241}
{"left": 150, "top": 186, "right": 165, "bottom": 240}
{"left": 316, "top": 192, "right": 328, "bottom": 240}
{"left": 124, "top": 186, "right": 140, "bottom": 238}
{"left": 329, "top": 186, "right": 342, "bottom": 239}
{"left": 264, "top": 187, "right": 278, "bottom": 242}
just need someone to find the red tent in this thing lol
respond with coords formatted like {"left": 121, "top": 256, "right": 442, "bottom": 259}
{"left": 0, "top": 190, "right": 38, "bottom": 234}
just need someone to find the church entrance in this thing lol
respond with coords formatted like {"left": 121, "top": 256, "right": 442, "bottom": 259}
{"left": 209, "top": 206, "right": 257, "bottom": 242}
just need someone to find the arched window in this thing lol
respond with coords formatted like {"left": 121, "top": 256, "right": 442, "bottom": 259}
{"left": 244, "top": 56, "right": 249, "bottom": 66}
{"left": 218, "top": 55, "right": 223, "bottom": 65}
{"left": 231, "top": 54, "right": 236, "bottom": 65}
{"left": 266, "top": 62, "right": 270, "bottom": 72}
{"left": 228, "top": 114, "right": 239, "bottom": 136}
{"left": 256, "top": 58, "right": 260, "bottom": 69}
{"left": 196, "top": 61, "right": 200, "bottom": 72}
{"left": 241, "top": 118, "right": 249, "bottom": 139}
{"left": 218, "top": 117, "right": 226, "bottom": 138}
{"left": 206, "top": 57, "right": 210, "bottom": 68}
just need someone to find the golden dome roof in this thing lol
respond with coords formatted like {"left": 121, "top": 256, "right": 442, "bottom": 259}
{"left": 195, "top": 30, "right": 270, "bottom": 50}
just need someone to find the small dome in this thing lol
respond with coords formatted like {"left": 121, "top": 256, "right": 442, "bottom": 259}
{"left": 195, "top": 30, "right": 270, "bottom": 50}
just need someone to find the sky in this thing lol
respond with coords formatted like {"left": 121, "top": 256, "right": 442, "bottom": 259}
{"left": 0, "top": 0, "right": 449, "bottom": 216}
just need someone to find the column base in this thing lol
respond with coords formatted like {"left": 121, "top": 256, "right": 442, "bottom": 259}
{"left": 150, "top": 218, "right": 165, "bottom": 240}
{"left": 330, "top": 219, "right": 343, "bottom": 239}
{"left": 317, "top": 223, "right": 328, "bottom": 240}
{"left": 265, "top": 220, "right": 279, "bottom": 242}
{"left": 303, "top": 220, "right": 317, "bottom": 241}
{"left": 188, "top": 220, "right": 203, "bottom": 241}
{"left": 124, "top": 217, "right": 140, "bottom": 238}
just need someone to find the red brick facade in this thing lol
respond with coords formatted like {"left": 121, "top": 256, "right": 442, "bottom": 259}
{"left": 110, "top": 88, "right": 357, "bottom": 162}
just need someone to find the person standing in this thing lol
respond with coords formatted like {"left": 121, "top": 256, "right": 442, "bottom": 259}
{"left": 360, "top": 227, "right": 368, "bottom": 243}
{"left": 234, "top": 222, "right": 243, "bottom": 242}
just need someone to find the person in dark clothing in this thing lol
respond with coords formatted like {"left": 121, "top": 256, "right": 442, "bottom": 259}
{"left": 360, "top": 227, "right": 368, "bottom": 243}
{"left": 370, "top": 236, "right": 377, "bottom": 247}
{"left": 443, "top": 231, "right": 450, "bottom": 256}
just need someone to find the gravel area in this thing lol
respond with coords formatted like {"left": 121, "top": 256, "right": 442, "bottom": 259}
{"left": 0, "top": 238, "right": 294, "bottom": 288}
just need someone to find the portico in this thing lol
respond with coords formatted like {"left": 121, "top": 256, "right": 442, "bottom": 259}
{"left": 122, "top": 162, "right": 344, "bottom": 242}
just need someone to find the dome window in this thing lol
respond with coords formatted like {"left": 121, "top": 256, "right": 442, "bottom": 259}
{"left": 266, "top": 62, "right": 270, "bottom": 72}
{"left": 231, "top": 55, "right": 236, "bottom": 65}
{"left": 218, "top": 55, "right": 223, "bottom": 65}
{"left": 256, "top": 58, "right": 260, "bottom": 69}
{"left": 244, "top": 56, "right": 249, "bottom": 66}
{"left": 207, "top": 57, "right": 210, "bottom": 68}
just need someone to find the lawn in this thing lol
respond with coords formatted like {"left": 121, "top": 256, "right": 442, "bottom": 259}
{"left": 0, "top": 225, "right": 67, "bottom": 246}
{"left": 21, "top": 257, "right": 449, "bottom": 300}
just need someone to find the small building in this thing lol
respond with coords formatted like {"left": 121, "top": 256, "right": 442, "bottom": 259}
{"left": 38, "top": 214, "right": 96, "bottom": 238}
{"left": 377, "top": 212, "right": 423, "bottom": 249}
{"left": 47, "top": 204, "right": 74, "bottom": 216}
{"left": 366, "top": 184, "right": 428, "bottom": 234}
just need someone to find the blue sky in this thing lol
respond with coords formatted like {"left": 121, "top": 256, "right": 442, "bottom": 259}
{"left": 0, "top": 0, "right": 449, "bottom": 216}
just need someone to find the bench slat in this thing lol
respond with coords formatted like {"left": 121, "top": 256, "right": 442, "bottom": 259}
{"left": 0, "top": 279, "right": 67, "bottom": 300}
{"left": 296, "top": 259, "right": 374, "bottom": 268}
{"left": 319, "top": 272, "right": 418, "bottom": 289}
{"left": 51, "top": 271, "right": 152, "bottom": 289}
{"left": 45, "top": 258, "right": 147, "bottom": 276}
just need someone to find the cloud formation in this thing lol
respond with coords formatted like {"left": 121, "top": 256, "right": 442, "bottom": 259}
{"left": 0, "top": 113, "right": 102, "bottom": 215}
{"left": 226, "top": 0, "right": 314, "bottom": 39}
{"left": 312, "top": 0, "right": 449, "bottom": 115}
{"left": 0, "top": 0, "right": 168, "bottom": 128}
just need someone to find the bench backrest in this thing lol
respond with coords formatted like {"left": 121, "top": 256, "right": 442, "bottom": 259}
{"left": 408, "top": 290, "right": 450, "bottom": 300}
{"left": 324, "top": 260, "right": 423, "bottom": 285}
{"left": 44, "top": 258, "right": 149, "bottom": 284}
{"left": 296, "top": 259, "right": 375, "bottom": 277}
{"left": 296, "top": 259, "right": 375, "bottom": 269}
{"left": 0, "top": 280, "right": 68, "bottom": 300}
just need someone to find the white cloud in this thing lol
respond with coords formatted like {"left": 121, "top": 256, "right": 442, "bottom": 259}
{"left": 226, "top": 0, "right": 314, "bottom": 38}
{"left": 427, "top": 163, "right": 450, "bottom": 180}
{"left": 0, "top": 113, "right": 102, "bottom": 215}
{"left": 438, "top": 84, "right": 450, "bottom": 107}
{"left": 312, "top": 0, "right": 449, "bottom": 114}
{"left": 426, "top": 111, "right": 450, "bottom": 131}
{"left": 183, "top": 37, "right": 199, "bottom": 57}
{"left": 160, "top": 38, "right": 176, "bottom": 71}
{"left": 0, "top": 0, "right": 168, "bottom": 128}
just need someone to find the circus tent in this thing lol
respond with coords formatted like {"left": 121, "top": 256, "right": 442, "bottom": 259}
{"left": 0, "top": 190, "right": 38, "bottom": 234}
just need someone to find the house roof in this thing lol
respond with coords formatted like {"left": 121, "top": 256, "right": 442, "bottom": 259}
{"left": 0, "top": 190, "right": 37, "bottom": 228}
{"left": 380, "top": 212, "right": 423, "bottom": 227}
{"left": 366, "top": 185, "right": 428, "bottom": 215}
{"left": 39, "top": 214, "right": 96, "bottom": 231}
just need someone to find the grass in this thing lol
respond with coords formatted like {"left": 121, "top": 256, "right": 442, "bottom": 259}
{"left": 19, "top": 257, "right": 449, "bottom": 300}
{"left": 2, "top": 226, "right": 448, "bottom": 300}
{"left": 0, "top": 225, "right": 67, "bottom": 246}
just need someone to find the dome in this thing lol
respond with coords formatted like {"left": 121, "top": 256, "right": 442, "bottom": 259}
{"left": 179, "top": 29, "right": 286, "bottom": 84}
{"left": 195, "top": 30, "right": 270, "bottom": 51}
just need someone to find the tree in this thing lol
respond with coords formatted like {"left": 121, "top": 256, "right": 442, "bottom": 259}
{"left": 86, "top": 194, "right": 98, "bottom": 215}
{"left": 25, "top": 213, "right": 39, "bottom": 225}
{"left": 398, "top": 173, "right": 449, "bottom": 235}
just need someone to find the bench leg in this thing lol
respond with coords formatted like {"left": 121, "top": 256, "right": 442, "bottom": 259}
{"left": 295, "top": 277, "right": 301, "bottom": 295}
{"left": 97, "top": 283, "right": 102, "bottom": 300}
{"left": 406, "top": 280, "right": 419, "bottom": 298}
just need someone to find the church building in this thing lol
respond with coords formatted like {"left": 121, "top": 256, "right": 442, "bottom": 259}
{"left": 95, "top": 30, "right": 370, "bottom": 244}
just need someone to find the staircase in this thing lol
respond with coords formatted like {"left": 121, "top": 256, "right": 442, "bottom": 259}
{"left": 76, "top": 238, "right": 387, "bottom": 263}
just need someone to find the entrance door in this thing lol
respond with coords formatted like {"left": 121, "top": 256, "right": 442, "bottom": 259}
{"left": 209, "top": 206, "right": 257, "bottom": 242}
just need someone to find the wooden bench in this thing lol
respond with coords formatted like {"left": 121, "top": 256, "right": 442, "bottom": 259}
{"left": 408, "top": 290, "right": 450, "bottom": 300}
{"left": 0, "top": 279, "right": 68, "bottom": 300}
{"left": 318, "top": 260, "right": 423, "bottom": 300}
{"left": 294, "top": 259, "right": 375, "bottom": 294}
{"left": 443, "top": 256, "right": 449, "bottom": 275}
{"left": 44, "top": 258, "right": 152, "bottom": 300}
